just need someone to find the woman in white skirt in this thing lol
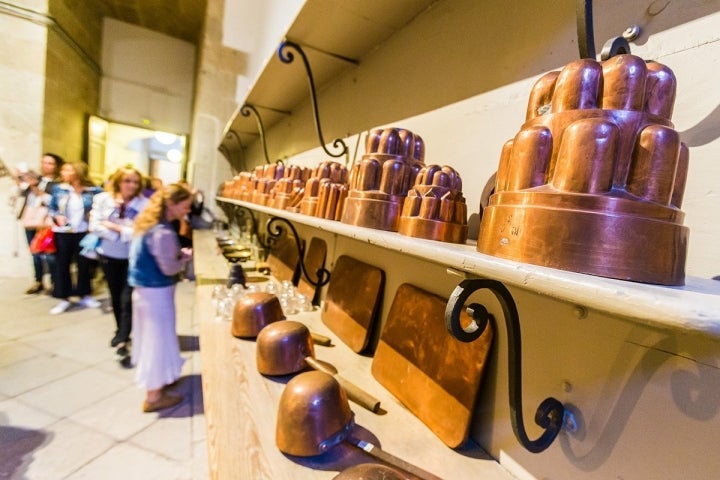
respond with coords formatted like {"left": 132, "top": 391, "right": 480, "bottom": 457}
{"left": 128, "top": 183, "right": 193, "bottom": 412}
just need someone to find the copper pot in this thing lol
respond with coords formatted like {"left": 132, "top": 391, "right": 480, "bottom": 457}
{"left": 256, "top": 320, "right": 314, "bottom": 375}
{"left": 256, "top": 321, "right": 380, "bottom": 413}
{"left": 231, "top": 292, "right": 285, "bottom": 338}
{"left": 275, "top": 372, "right": 440, "bottom": 479}
{"left": 333, "top": 464, "right": 408, "bottom": 480}
{"left": 276, "top": 370, "right": 354, "bottom": 457}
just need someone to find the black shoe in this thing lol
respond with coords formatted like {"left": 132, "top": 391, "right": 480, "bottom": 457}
{"left": 119, "top": 355, "right": 132, "bottom": 369}
{"left": 116, "top": 345, "right": 129, "bottom": 357}
{"left": 110, "top": 336, "right": 122, "bottom": 347}
{"left": 25, "top": 282, "right": 43, "bottom": 295}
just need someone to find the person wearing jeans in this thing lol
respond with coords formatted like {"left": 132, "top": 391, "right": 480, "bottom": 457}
{"left": 89, "top": 167, "right": 149, "bottom": 357}
{"left": 47, "top": 161, "right": 103, "bottom": 315}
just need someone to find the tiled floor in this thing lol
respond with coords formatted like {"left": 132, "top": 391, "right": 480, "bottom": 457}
{"left": 0, "top": 276, "right": 208, "bottom": 480}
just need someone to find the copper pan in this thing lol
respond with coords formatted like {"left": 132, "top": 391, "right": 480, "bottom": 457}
{"left": 276, "top": 371, "right": 441, "bottom": 480}
{"left": 332, "top": 463, "right": 409, "bottom": 480}
{"left": 256, "top": 321, "right": 380, "bottom": 413}
{"left": 231, "top": 292, "right": 285, "bottom": 338}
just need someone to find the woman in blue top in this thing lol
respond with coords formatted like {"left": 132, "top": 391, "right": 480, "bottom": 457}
{"left": 47, "top": 162, "right": 103, "bottom": 314}
{"left": 89, "top": 167, "right": 149, "bottom": 357}
{"left": 128, "top": 183, "right": 193, "bottom": 413}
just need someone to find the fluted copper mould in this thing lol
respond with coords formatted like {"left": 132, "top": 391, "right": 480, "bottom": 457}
{"left": 268, "top": 165, "right": 310, "bottom": 211}
{"left": 299, "top": 161, "right": 349, "bottom": 220}
{"left": 276, "top": 370, "right": 354, "bottom": 457}
{"left": 398, "top": 164, "right": 468, "bottom": 243}
{"left": 230, "top": 292, "right": 285, "bottom": 338}
{"left": 478, "top": 54, "right": 689, "bottom": 285}
{"left": 341, "top": 128, "right": 425, "bottom": 231}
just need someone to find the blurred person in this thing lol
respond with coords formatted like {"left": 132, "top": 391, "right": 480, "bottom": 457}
{"left": 89, "top": 167, "right": 149, "bottom": 358}
{"left": 47, "top": 162, "right": 103, "bottom": 314}
{"left": 143, "top": 176, "right": 163, "bottom": 198}
{"left": 14, "top": 153, "right": 63, "bottom": 293}
{"left": 128, "top": 183, "right": 193, "bottom": 412}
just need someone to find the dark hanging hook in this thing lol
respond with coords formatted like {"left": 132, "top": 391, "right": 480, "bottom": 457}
{"left": 220, "top": 129, "right": 247, "bottom": 172}
{"left": 445, "top": 278, "right": 565, "bottom": 453}
{"left": 277, "top": 40, "right": 349, "bottom": 160}
{"left": 240, "top": 104, "right": 272, "bottom": 165}
{"left": 577, "top": 0, "right": 632, "bottom": 60}
{"left": 262, "top": 216, "right": 331, "bottom": 306}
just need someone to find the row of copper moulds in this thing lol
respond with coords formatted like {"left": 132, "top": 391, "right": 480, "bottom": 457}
{"left": 221, "top": 55, "right": 690, "bottom": 286}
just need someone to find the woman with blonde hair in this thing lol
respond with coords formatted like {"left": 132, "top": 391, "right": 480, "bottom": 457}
{"left": 47, "top": 161, "right": 103, "bottom": 314}
{"left": 128, "top": 183, "right": 193, "bottom": 412}
{"left": 89, "top": 166, "right": 149, "bottom": 358}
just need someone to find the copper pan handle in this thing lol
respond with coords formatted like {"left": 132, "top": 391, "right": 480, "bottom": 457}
{"left": 310, "top": 331, "right": 332, "bottom": 346}
{"left": 305, "top": 357, "right": 381, "bottom": 413}
{"left": 346, "top": 436, "right": 442, "bottom": 480}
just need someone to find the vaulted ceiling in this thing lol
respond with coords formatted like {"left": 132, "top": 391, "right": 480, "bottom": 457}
{"left": 95, "top": 0, "right": 207, "bottom": 45}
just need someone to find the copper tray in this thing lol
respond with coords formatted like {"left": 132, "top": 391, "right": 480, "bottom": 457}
{"left": 371, "top": 283, "right": 493, "bottom": 448}
{"left": 321, "top": 255, "right": 385, "bottom": 353}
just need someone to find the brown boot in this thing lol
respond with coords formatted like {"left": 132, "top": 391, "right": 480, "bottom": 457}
{"left": 142, "top": 392, "right": 183, "bottom": 413}
{"left": 25, "top": 282, "right": 43, "bottom": 294}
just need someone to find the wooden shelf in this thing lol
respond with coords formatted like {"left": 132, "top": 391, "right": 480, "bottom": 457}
{"left": 193, "top": 229, "right": 515, "bottom": 479}
{"left": 220, "top": 0, "right": 435, "bottom": 148}
{"left": 215, "top": 197, "right": 720, "bottom": 339}
{"left": 195, "top": 282, "right": 515, "bottom": 480}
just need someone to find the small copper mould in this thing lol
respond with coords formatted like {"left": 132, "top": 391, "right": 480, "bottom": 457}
{"left": 298, "top": 161, "right": 349, "bottom": 220}
{"left": 398, "top": 165, "right": 468, "bottom": 243}
{"left": 268, "top": 165, "right": 310, "bottom": 211}
{"left": 478, "top": 54, "right": 689, "bottom": 285}
{"left": 341, "top": 128, "right": 425, "bottom": 231}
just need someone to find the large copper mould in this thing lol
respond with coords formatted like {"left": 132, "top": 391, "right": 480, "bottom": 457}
{"left": 341, "top": 128, "right": 425, "bottom": 231}
{"left": 478, "top": 54, "right": 689, "bottom": 285}
{"left": 298, "top": 161, "right": 349, "bottom": 220}
{"left": 398, "top": 165, "right": 468, "bottom": 243}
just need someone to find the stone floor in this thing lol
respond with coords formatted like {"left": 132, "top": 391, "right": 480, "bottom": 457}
{"left": 0, "top": 276, "right": 208, "bottom": 480}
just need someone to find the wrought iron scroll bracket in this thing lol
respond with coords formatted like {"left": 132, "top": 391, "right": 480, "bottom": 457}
{"left": 577, "top": 0, "right": 639, "bottom": 60}
{"left": 445, "top": 278, "right": 565, "bottom": 454}
{"left": 240, "top": 104, "right": 272, "bottom": 165}
{"left": 229, "top": 204, "right": 258, "bottom": 239}
{"left": 277, "top": 40, "right": 349, "bottom": 160}
{"left": 219, "top": 129, "right": 246, "bottom": 172}
{"left": 263, "top": 216, "right": 331, "bottom": 306}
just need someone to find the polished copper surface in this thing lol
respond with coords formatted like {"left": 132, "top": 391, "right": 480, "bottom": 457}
{"left": 268, "top": 165, "right": 310, "bottom": 210}
{"left": 371, "top": 283, "right": 493, "bottom": 448}
{"left": 265, "top": 235, "right": 302, "bottom": 284}
{"left": 398, "top": 165, "right": 468, "bottom": 243}
{"left": 341, "top": 128, "right": 425, "bottom": 231}
{"left": 299, "top": 161, "right": 349, "bottom": 220}
{"left": 322, "top": 256, "right": 385, "bottom": 353}
{"left": 257, "top": 320, "right": 382, "bottom": 413}
{"left": 333, "top": 463, "right": 408, "bottom": 480}
{"left": 276, "top": 371, "right": 354, "bottom": 457}
{"left": 256, "top": 320, "right": 315, "bottom": 375}
{"left": 479, "top": 54, "right": 689, "bottom": 285}
{"left": 231, "top": 292, "right": 286, "bottom": 338}
{"left": 297, "top": 237, "right": 328, "bottom": 298}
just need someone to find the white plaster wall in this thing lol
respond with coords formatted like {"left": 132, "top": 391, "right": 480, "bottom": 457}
{"left": 222, "top": 0, "right": 304, "bottom": 100}
{"left": 99, "top": 18, "right": 196, "bottom": 134}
